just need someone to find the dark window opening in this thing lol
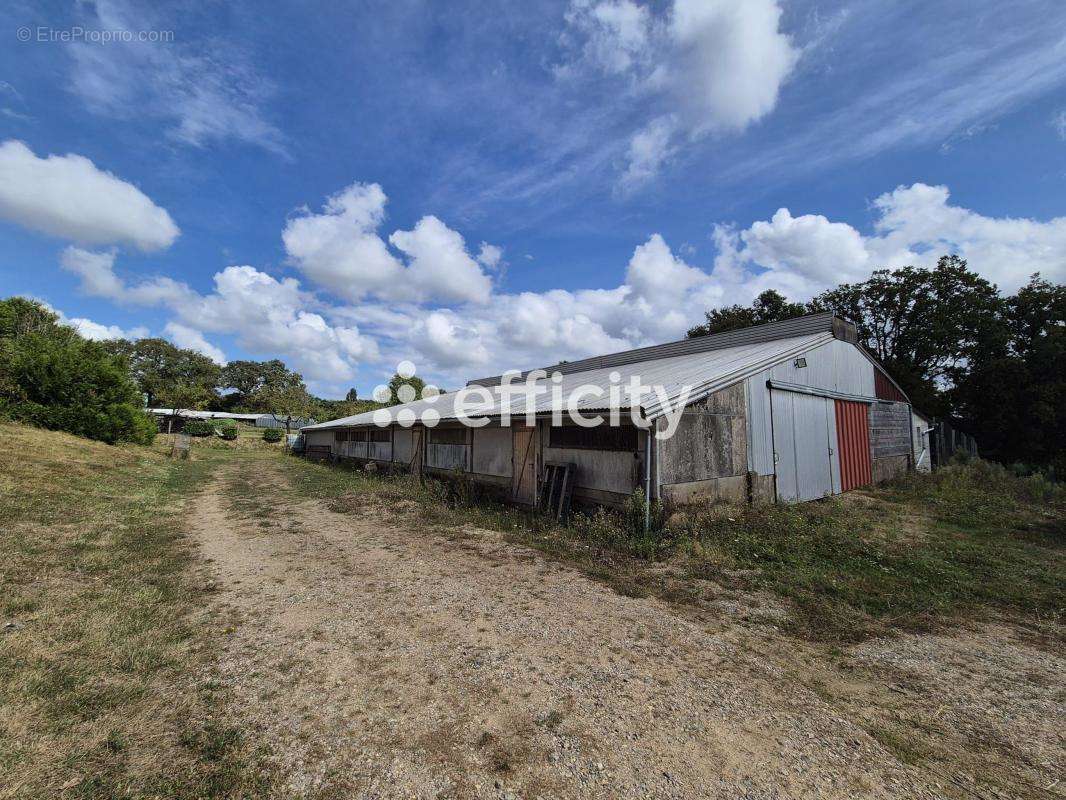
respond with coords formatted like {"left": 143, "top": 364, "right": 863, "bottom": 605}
{"left": 430, "top": 427, "right": 467, "bottom": 445}
{"left": 334, "top": 430, "right": 349, "bottom": 443}
{"left": 548, "top": 424, "right": 638, "bottom": 451}
{"left": 369, "top": 428, "right": 391, "bottom": 442}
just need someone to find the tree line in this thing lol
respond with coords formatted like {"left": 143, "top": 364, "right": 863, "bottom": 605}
{"left": 687, "top": 256, "right": 1065, "bottom": 471}
{"left": 0, "top": 297, "right": 417, "bottom": 445}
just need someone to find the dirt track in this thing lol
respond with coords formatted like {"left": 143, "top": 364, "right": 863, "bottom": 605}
{"left": 186, "top": 456, "right": 1053, "bottom": 799}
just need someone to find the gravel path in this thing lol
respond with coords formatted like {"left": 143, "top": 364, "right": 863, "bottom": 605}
{"left": 188, "top": 457, "right": 954, "bottom": 799}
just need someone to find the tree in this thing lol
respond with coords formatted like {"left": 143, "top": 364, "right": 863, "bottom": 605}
{"left": 345, "top": 387, "right": 358, "bottom": 402}
{"left": 0, "top": 298, "right": 156, "bottom": 445}
{"left": 687, "top": 290, "right": 807, "bottom": 338}
{"left": 220, "top": 359, "right": 301, "bottom": 411}
{"left": 387, "top": 372, "right": 426, "bottom": 405}
{"left": 258, "top": 381, "right": 317, "bottom": 433}
{"left": 105, "top": 337, "right": 221, "bottom": 410}
{"left": 810, "top": 256, "right": 1005, "bottom": 415}
{"left": 952, "top": 275, "right": 1065, "bottom": 469}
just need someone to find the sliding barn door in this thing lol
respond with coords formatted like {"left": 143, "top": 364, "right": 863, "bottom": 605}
{"left": 834, "top": 399, "right": 872, "bottom": 491}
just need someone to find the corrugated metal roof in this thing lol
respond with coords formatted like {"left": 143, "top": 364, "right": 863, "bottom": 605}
{"left": 467, "top": 312, "right": 841, "bottom": 386}
{"left": 148, "top": 408, "right": 261, "bottom": 420}
{"left": 303, "top": 331, "right": 835, "bottom": 431}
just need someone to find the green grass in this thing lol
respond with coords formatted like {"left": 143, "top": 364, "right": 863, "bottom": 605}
{"left": 292, "top": 450, "right": 1064, "bottom": 644}
{"left": 0, "top": 423, "right": 270, "bottom": 798}
{"left": 668, "top": 460, "right": 1065, "bottom": 641}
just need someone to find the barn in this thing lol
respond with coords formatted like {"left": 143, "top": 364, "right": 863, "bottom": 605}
{"left": 301, "top": 314, "right": 922, "bottom": 508}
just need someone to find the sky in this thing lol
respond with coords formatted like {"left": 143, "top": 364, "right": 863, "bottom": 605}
{"left": 1, "top": 0, "right": 1065, "bottom": 398}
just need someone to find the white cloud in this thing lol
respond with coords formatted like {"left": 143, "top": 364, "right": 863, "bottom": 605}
{"left": 717, "top": 183, "right": 1066, "bottom": 296}
{"left": 60, "top": 247, "right": 380, "bottom": 383}
{"left": 282, "top": 182, "right": 403, "bottom": 301}
{"left": 60, "top": 246, "right": 192, "bottom": 306}
{"left": 70, "top": 317, "right": 148, "bottom": 342}
{"left": 389, "top": 216, "right": 493, "bottom": 305}
{"left": 0, "top": 141, "right": 179, "bottom": 251}
{"left": 284, "top": 182, "right": 493, "bottom": 305}
{"left": 68, "top": 0, "right": 286, "bottom": 156}
{"left": 476, "top": 242, "right": 504, "bottom": 270}
{"left": 163, "top": 321, "right": 226, "bottom": 365}
{"left": 1054, "top": 110, "right": 1066, "bottom": 140}
{"left": 620, "top": 116, "right": 678, "bottom": 190}
{"left": 561, "top": 0, "right": 799, "bottom": 185}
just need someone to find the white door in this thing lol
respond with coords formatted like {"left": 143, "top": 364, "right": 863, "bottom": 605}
{"left": 771, "top": 391, "right": 835, "bottom": 503}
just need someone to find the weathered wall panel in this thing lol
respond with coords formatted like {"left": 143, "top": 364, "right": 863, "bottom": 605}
{"left": 471, "top": 426, "right": 512, "bottom": 477}
{"left": 393, "top": 428, "right": 414, "bottom": 465}
{"left": 869, "top": 401, "right": 912, "bottom": 459}
{"left": 658, "top": 383, "right": 747, "bottom": 485}
{"left": 426, "top": 443, "right": 469, "bottom": 471}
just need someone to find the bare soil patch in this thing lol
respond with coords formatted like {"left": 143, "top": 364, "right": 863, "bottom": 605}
{"left": 185, "top": 455, "right": 1066, "bottom": 799}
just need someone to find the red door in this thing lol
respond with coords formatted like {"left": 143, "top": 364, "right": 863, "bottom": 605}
{"left": 834, "top": 400, "right": 872, "bottom": 491}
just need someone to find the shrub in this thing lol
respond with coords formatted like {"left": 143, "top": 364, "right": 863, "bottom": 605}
{"left": 183, "top": 419, "right": 215, "bottom": 437}
{"left": 262, "top": 428, "right": 282, "bottom": 443}
{"left": 0, "top": 298, "right": 157, "bottom": 446}
{"left": 218, "top": 424, "right": 238, "bottom": 441}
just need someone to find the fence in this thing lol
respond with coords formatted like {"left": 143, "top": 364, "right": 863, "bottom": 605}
{"left": 929, "top": 419, "right": 979, "bottom": 469}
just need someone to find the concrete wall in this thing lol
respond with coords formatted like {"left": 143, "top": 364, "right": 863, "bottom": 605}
{"left": 472, "top": 426, "right": 512, "bottom": 477}
{"left": 657, "top": 383, "right": 751, "bottom": 506}
{"left": 746, "top": 338, "right": 877, "bottom": 476}
{"left": 872, "top": 454, "right": 910, "bottom": 483}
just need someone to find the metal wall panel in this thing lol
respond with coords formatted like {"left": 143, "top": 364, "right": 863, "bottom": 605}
{"left": 426, "top": 443, "right": 469, "bottom": 471}
{"left": 471, "top": 426, "right": 513, "bottom": 476}
{"left": 749, "top": 339, "right": 876, "bottom": 477}
{"left": 393, "top": 428, "right": 414, "bottom": 464}
{"left": 834, "top": 400, "right": 872, "bottom": 491}
{"left": 771, "top": 390, "right": 834, "bottom": 503}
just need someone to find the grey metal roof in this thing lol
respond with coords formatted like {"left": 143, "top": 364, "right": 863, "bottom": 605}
{"left": 302, "top": 331, "right": 835, "bottom": 431}
{"left": 148, "top": 408, "right": 261, "bottom": 421}
{"left": 467, "top": 312, "right": 845, "bottom": 386}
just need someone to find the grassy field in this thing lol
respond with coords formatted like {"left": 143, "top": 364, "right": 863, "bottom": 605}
{"left": 2, "top": 422, "right": 1062, "bottom": 798}
{"left": 0, "top": 423, "right": 270, "bottom": 798}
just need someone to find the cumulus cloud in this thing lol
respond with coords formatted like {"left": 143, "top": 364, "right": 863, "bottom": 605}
{"left": 284, "top": 182, "right": 493, "bottom": 305}
{"left": 476, "top": 242, "right": 504, "bottom": 270}
{"left": 70, "top": 317, "right": 148, "bottom": 342}
{"left": 561, "top": 0, "right": 799, "bottom": 186}
{"left": 0, "top": 141, "right": 179, "bottom": 251}
{"left": 163, "top": 321, "right": 226, "bottom": 365}
{"left": 389, "top": 216, "right": 493, "bottom": 305}
{"left": 60, "top": 247, "right": 379, "bottom": 382}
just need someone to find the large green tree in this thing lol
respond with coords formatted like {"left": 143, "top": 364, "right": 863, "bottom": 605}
{"left": 951, "top": 275, "right": 1065, "bottom": 470}
{"left": 0, "top": 298, "right": 156, "bottom": 445}
{"left": 687, "top": 289, "right": 807, "bottom": 338}
{"left": 105, "top": 337, "right": 221, "bottom": 409}
{"left": 810, "top": 256, "right": 1005, "bottom": 415}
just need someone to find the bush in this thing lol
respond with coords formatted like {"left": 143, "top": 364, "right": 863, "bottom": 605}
{"left": 183, "top": 419, "right": 215, "bottom": 437}
{"left": 262, "top": 428, "right": 282, "bottom": 443}
{"left": 218, "top": 424, "right": 238, "bottom": 440}
{"left": 0, "top": 298, "right": 157, "bottom": 446}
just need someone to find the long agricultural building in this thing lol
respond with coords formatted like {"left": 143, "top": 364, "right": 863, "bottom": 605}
{"left": 301, "top": 314, "right": 929, "bottom": 507}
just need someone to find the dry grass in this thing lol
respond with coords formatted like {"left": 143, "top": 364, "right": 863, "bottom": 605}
{"left": 0, "top": 422, "right": 270, "bottom": 798}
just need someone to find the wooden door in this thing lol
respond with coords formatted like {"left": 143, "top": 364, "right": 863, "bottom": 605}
{"left": 512, "top": 425, "right": 537, "bottom": 505}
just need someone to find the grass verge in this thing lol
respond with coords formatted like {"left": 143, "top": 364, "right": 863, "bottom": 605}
{"left": 0, "top": 423, "right": 270, "bottom": 798}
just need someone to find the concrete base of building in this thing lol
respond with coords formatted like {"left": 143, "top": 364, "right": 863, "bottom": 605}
{"left": 871, "top": 454, "right": 911, "bottom": 483}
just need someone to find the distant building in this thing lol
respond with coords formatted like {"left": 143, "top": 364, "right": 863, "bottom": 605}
{"left": 302, "top": 314, "right": 925, "bottom": 508}
{"left": 148, "top": 408, "right": 315, "bottom": 433}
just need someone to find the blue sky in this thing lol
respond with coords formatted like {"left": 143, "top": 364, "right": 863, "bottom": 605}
{"left": 1, "top": 0, "right": 1065, "bottom": 397}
